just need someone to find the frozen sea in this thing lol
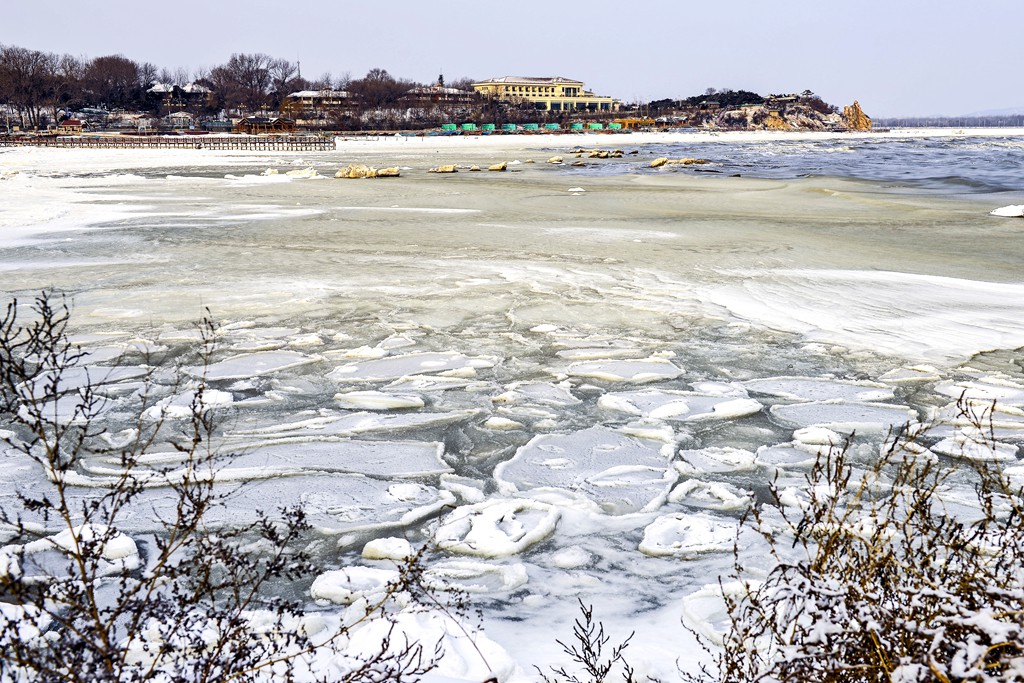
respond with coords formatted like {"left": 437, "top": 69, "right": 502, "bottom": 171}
{"left": 2, "top": 132, "right": 1024, "bottom": 681}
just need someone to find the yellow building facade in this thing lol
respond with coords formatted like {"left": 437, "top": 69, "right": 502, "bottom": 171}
{"left": 472, "top": 76, "right": 620, "bottom": 113}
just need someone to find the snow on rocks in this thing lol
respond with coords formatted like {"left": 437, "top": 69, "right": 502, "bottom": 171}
{"left": 565, "top": 358, "right": 683, "bottom": 383}
{"left": 598, "top": 389, "right": 761, "bottom": 422}
{"left": 328, "top": 352, "right": 495, "bottom": 383}
{"left": 743, "top": 376, "right": 894, "bottom": 402}
{"left": 639, "top": 512, "right": 736, "bottom": 558}
{"left": 434, "top": 499, "right": 560, "bottom": 557}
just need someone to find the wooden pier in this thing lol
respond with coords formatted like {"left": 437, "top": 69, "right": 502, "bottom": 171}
{"left": 0, "top": 135, "right": 335, "bottom": 151}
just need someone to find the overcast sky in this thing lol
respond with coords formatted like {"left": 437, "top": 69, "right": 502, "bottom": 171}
{"left": 3, "top": 0, "right": 1021, "bottom": 117}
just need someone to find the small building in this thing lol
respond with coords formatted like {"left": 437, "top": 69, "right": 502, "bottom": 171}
{"left": 233, "top": 117, "right": 296, "bottom": 134}
{"left": 57, "top": 119, "right": 84, "bottom": 134}
{"left": 282, "top": 90, "right": 352, "bottom": 118}
{"left": 402, "top": 83, "right": 476, "bottom": 107}
{"left": 472, "top": 76, "right": 620, "bottom": 113}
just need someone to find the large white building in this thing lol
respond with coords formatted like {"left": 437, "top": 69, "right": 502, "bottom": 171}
{"left": 471, "top": 76, "right": 620, "bottom": 113}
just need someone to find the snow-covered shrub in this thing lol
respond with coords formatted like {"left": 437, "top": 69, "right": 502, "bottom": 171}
{"left": 0, "top": 293, "right": 444, "bottom": 683}
{"left": 689, "top": 402, "right": 1024, "bottom": 683}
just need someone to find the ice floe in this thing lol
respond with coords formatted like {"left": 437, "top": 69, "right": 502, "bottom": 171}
{"left": 494, "top": 427, "right": 677, "bottom": 513}
{"left": 362, "top": 537, "right": 413, "bottom": 561}
{"left": 990, "top": 205, "right": 1024, "bottom": 217}
{"left": 566, "top": 358, "right": 682, "bottom": 383}
{"left": 769, "top": 401, "right": 918, "bottom": 434}
{"left": 742, "top": 376, "right": 894, "bottom": 403}
{"left": 676, "top": 447, "right": 758, "bottom": 475}
{"left": 311, "top": 566, "right": 399, "bottom": 605}
{"left": 423, "top": 559, "right": 529, "bottom": 594}
{"left": 639, "top": 513, "right": 736, "bottom": 557}
{"left": 334, "top": 391, "right": 425, "bottom": 410}
{"left": 329, "top": 352, "right": 495, "bottom": 382}
{"left": 195, "top": 350, "right": 320, "bottom": 380}
{"left": 434, "top": 499, "right": 560, "bottom": 557}
{"left": 598, "top": 389, "right": 761, "bottom": 422}
{"left": 216, "top": 440, "right": 451, "bottom": 478}
{"left": 668, "top": 480, "right": 752, "bottom": 512}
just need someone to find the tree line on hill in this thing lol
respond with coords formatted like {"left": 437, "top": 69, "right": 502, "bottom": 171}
{"left": 0, "top": 41, "right": 857, "bottom": 133}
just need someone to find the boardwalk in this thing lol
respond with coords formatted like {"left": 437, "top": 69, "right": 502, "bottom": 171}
{"left": 0, "top": 135, "right": 335, "bottom": 151}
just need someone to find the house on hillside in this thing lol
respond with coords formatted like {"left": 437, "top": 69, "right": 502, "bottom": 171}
{"left": 234, "top": 116, "right": 296, "bottom": 134}
{"left": 472, "top": 76, "right": 620, "bottom": 113}
{"left": 282, "top": 90, "right": 353, "bottom": 119}
{"left": 402, "top": 83, "right": 476, "bottom": 107}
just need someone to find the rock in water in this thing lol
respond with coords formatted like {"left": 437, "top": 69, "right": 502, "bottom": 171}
{"left": 428, "top": 164, "right": 458, "bottom": 173}
{"left": 650, "top": 157, "right": 669, "bottom": 168}
{"left": 843, "top": 101, "right": 872, "bottom": 131}
{"left": 488, "top": 162, "right": 507, "bottom": 172}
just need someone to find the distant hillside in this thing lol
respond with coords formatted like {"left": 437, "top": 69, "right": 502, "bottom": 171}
{"left": 641, "top": 89, "right": 870, "bottom": 131}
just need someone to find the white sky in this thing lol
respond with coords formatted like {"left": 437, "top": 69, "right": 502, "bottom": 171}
{"left": 2, "top": 0, "right": 1021, "bottom": 117}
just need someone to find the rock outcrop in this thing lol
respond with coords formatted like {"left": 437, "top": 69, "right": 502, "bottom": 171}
{"left": 842, "top": 101, "right": 872, "bottom": 131}
{"left": 488, "top": 162, "right": 507, "bottom": 172}
{"left": 335, "top": 164, "right": 400, "bottom": 179}
{"left": 428, "top": 164, "right": 458, "bottom": 174}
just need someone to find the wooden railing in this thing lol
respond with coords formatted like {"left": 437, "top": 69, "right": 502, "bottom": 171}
{"left": 0, "top": 135, "right": 335, "bottom": 151}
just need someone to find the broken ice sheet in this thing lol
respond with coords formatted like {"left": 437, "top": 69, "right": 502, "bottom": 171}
{"left": 769, "top": 401, "right": 917, "bottom": 434}
{"left": 743, "top": 376, "right": 894, "bottom": 403}
{"left": 422, "top": 559, "right": 529, "bottom": 594}
{"left": 192, "top": 350, "right": 320, "bottom": 380}
{"left": 210, "top": 440, "right": 453, "bottom": 478}
{"left": 639, "top": 512, "right": 737, "bottom": 558}
{"left": 565, "top": 358, "right": 683, "bottom": 383}
{"left": 668, "top": 480, "right": 752, "bottom": 512}
{"left": 598, "top": 389, "right": 761, "bottom": 422}
{"left": 327, "top": 352, "right": 495, "bottom": 382}
{"left": 676, "top": 447, "right": 758, "bottom": 475}
{"left": 434, "top": 499, "right": 560, "bottom": 557}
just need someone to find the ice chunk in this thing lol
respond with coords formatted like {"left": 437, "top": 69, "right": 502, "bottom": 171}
{"left": 362, "top": 537, "right": 414, "bottom": 561}
{"left": 793, "top": 426, "right": 843, "bottom": 446}
{"left": 219, "top": 440, "right": 452, "bottom": 478}
{"left": 668, "top": 480, "right": 752, "bottom": 512}
{"left": 566, "top": 359, "right": 682, "bottom": 383}
{"left": 550, "top": 545, "right": 593, "bottom": 569}
{"left": 143, "top": 389, "right": 233, "bottom": 420}
{"left": 434, "top": 499, "right": 560, "bottom": 557}
{"left": 328, "top": 352, "right": 494, "bottom": 382}
{"left": 681, "top": 582, "right": 758, "bottom": 646}
{"left": 194, "top": 351, "right": 319, "bottom": 380}
{"left": 495, "top": 427, "right": 677, "bottom": 513}
{"left": 743, "top": 376, "right": 894, "bottom": 402}
{"left": 990, "top": 205, "right": 1024, "bottom": 217}
{"left": 769, "top": 401, "right": 917, "bottom": 434}
{"left": 935, "top": 378, "right": 1024, "bottom": 406}
{"left": 492, "top": 381, "right": 581, "bottom": 407}
{"left": 676, "top": 447, "right": 757, "bottom": 475}
{"left": 423, "top": 560, "right": 529, "bottom": 593}
{"left": 311, "top": 566, "right": 398, "bottom": 604}
{"left": 639, "top": 513, "right": 736, "bottom": 557}
{"left": 754, "top": 444, "right": 820, "bottom": 469}
{"left": 930, "top": 430, "right": 1019, "bottom": 462}
{"left": 334, "top": 391, "right": 425, "bottom": 410}
{"left": 598, "top": 390, "right": 761, "bottom": 422}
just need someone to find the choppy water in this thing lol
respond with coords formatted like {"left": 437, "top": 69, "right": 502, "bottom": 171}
{"left": 560, "top": 134, "right": 1024, "bottom": 194}
{"left": 1, "top": 135, "right": 1024, "bottom": 680}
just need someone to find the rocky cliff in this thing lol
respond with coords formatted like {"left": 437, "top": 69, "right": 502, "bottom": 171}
{"left": 842, "top": 101, "right": 872, "bottom": 130}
